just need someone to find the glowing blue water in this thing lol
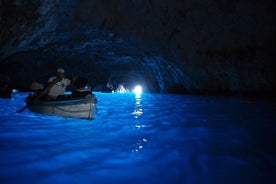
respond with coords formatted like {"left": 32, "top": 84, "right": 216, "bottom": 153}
{"left": 0, "top": 92, "right": 275, "bottom": 184}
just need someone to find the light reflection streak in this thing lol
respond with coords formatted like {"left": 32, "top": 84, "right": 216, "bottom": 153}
{"left": 132, "top": 94, "right": 143, "bottom": 119}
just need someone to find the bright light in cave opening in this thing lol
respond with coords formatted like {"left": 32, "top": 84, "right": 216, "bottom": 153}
{"left": 133, "top": 85, "right": 142, "bottom": 96}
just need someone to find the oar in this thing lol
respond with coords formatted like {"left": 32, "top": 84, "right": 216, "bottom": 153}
{"left": 17, "top": 77, "right": 62, "bottom": 113}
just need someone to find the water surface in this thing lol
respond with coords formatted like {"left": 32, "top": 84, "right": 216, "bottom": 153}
{"left": 0, "top": 92, "right": 275, "bottom": 184}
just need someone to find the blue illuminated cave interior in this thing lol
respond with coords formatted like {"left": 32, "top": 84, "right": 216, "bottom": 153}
{"left": 0, "top": 1, "right": 275, "bottom": 184}
{"left": 0, "top": 0, "right": 275, "bottom": 95}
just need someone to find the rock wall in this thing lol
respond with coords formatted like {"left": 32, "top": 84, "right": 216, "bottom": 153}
{"left": 0, "top": 0, "right": 275, "bottom": 94}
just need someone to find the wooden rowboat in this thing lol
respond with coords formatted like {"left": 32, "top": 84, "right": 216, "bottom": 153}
{"left": 28, "top": 96, "right": 97, "bottom": 120}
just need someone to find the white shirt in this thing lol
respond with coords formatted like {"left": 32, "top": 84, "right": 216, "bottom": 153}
{"left": 47, "top": 77, "right": 71, "bottom": 97}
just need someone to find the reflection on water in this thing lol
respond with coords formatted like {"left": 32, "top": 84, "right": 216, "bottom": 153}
{"left": 132, "top": 94, "right": 143, "bottom": 119}
{"left": 132, "top": 138, "right": 148, "bottom": 152}
{"left": 0, "top": 92, "right": 275, "bottom": 184}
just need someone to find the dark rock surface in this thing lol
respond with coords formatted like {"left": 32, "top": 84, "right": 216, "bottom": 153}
{"left": 0, "top": 0, "right": 275, "bottom": 94}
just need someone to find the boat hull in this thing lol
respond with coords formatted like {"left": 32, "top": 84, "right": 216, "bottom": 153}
{"left": 28, "top": 97, "right": 97, "bottom": 120}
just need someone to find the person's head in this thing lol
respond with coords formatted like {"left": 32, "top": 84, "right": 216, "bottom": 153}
{"left": 56, "top": 68, "right": 64, "bottom": 78}
{"left": 30, "top": 82, "right": 44, "bottom": 91}
{"left": 75, "top": 77, "right": 88, "bottom": 89}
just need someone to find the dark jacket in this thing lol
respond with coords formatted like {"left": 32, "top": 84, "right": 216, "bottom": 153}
{"left": 71, "top": 89, "right": 91, "bottom": 98}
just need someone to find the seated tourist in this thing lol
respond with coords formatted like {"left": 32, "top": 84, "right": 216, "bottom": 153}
{"left": 30, "top": 82, "right": 44, "bottom": 96}
{"left": 47, "top": 68, "right": 71, "bottom": 100}
{"left": 71, "top": 77, "right": 92, "bottom": 98}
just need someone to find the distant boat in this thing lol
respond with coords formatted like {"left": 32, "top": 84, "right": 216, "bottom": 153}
{"left": 27, "top": 96, "right": 98, "bottom": 120}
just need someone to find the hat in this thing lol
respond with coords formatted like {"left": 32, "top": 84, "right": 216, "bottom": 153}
{"left": 57, "top": 68, "right": 64, "bottom": 73}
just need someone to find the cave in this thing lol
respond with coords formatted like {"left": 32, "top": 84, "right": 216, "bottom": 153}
{"left": 0, "top": 1, "right": 276, "bottom": 183}
{"left": 1, "top": 0, "right": 275, "bottom": 95}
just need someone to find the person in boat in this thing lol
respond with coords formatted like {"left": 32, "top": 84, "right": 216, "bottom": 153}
{"left": 24, "top": 82, "right": 44, "bottom": 104}
{"left": 30, "top": 81, "right": 44, "bottom": 97}
{"left": 66, "top": 75, "right": 77, "bottom": 92}
{"left": 71, "top": 77, "right": 92, "bottom": 98}
{"left": 47, "top": 68, "right": 71, "bottom": 100}
{"left": 102, "top": 81, "right": 114, "bottom": 93}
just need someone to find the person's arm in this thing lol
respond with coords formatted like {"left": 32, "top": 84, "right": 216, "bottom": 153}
{"left": 67, "top": 78, "right": 71, "bottom": 86}
{"left": 47, "top": 77, "right": 54, "bottom": 83}
{"left": 45, "top": 77, "right": 61, "bottom": 89}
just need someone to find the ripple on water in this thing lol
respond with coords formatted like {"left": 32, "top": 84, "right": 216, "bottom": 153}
{"left": 0, "top": 92, "right": 275, "bottom": 183}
